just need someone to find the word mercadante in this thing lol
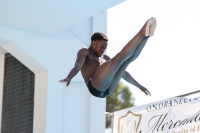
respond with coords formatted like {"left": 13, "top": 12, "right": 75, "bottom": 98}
{"left": 147, "top": 110, "right": 200, "bottom": 132}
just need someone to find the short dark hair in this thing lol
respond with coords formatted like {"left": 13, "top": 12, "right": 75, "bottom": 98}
{"left": 91, "top": 32, "right": 108, "bottom": 42}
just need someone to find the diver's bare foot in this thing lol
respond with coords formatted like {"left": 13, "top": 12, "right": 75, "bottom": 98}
{"left": 142, "top": 18, "right": 154, "bottom": 36}
{"left": 149, "top": 17, "right": 157, "bottom": 36}
{"left": 139, "top": 18, "right": 154, "bottom": 36}
{"left": 140, "top": 18, "right": 153, "bottom": 36}
{"left": 144, "top": 18, "right": 152, "bottom": 36}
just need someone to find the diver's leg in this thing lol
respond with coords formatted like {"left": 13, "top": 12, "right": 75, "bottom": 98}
{"left": 104, "top": 37, "right": 150, "bottom": 96}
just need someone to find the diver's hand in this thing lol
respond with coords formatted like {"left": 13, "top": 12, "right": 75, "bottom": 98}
{"left": 59, "top": 78, "right": 70, "bottom": 87}
{"left": 140, "top": 86, "right": 151, "bottom": 96}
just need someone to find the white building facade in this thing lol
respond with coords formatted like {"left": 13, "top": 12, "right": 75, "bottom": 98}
{"left": 0, "top": 0, "right": 125, "bottom": 133}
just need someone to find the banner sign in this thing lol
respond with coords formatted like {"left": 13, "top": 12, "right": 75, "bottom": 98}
{"left": 113, "top": 96, "right": 200, "bottom": 133}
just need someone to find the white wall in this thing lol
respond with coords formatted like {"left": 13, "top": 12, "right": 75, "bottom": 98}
{"left": 0, "top": 12, "right": 107, "bottom": 133}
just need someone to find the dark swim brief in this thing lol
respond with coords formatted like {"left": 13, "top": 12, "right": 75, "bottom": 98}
{"left": 87, "top": 80, "right": 109, "bottom": 98}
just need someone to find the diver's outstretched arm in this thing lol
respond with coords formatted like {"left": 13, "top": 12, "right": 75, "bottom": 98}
{"left": 122, "top": 71, "right": 151, "bottom": 96}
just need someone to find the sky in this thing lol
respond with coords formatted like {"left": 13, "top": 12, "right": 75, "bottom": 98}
{"left": 107, "top": 0, "right": 200, "bottom": 106}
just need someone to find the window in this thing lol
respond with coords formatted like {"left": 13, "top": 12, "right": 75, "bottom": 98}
{"left": 1, "top": 53, "right": 34, "bottom": 133}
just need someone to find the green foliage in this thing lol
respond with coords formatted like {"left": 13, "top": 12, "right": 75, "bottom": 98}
{"left": 106, "top": 82, "right": 135, "bottom": 128}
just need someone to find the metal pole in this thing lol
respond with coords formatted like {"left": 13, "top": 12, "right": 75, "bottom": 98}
{"left": 105, "top": 112, "right": 114, "bottom": 133}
